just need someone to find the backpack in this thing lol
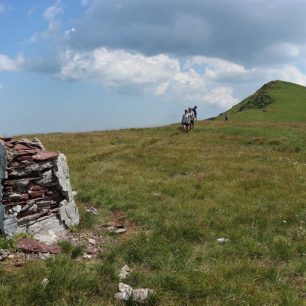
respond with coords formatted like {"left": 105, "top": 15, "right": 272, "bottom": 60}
{"left": 182, "top": 113, "right": 190, "bottom": 124}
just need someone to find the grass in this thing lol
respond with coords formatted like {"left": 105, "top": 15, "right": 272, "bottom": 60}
{"left": 1, "top": 116, "right": 306, "bottom": 304}
{"left": 220, "top": 80, "right": 306, "bottom": 123}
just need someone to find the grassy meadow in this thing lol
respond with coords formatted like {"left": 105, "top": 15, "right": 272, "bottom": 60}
{"left": 1, "top": 116, "right": 306, "bottom": 305}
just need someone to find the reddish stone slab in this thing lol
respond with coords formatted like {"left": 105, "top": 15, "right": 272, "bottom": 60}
{"left": 14, "top": 144, "right": 37, "bottom": 152}
{"left": 16, "top": 238, "right": 61, "bottom": 254}
{"left": 5, "top": 141, "right": 17, "bottom": 148}
{"left": 32, "top": 151, "right": 59, "bottom": 161}
{"left": 29, "top": 185, "right": 45, "bottom": 191}
{"left": 28, "top": 190, "right": 45, "bottom": 199}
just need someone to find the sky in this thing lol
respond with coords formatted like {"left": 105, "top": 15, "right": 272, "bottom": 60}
{"left": 1, "top": 0, "right": 306, "bottom": 135}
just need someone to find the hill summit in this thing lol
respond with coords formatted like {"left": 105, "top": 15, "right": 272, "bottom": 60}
{"left": 220, "top": 80, "right": 306, "bottom": 122}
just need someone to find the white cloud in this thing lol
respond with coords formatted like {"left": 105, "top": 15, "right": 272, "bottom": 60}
{"left": 59, "top": 48, "right": 179, "bottom": 87}
{"left": 0, "top": 53, "right": 24, "bottom": 71}
{"left": 27, "top": 5, "right": 38, "bottom": 16}
{"left": 185, "top": 56, "right": 249, "bottom": 79}
{"left": 43, "top": 1, "right": 63, "bottom": 21}
{"left": 0, "top": 84, "right": 4, "bottom": 91}
{"left": 58, "top": 47, "right": 239, "bottom": 108}
{"left": 64, "top": 28, "right": 76, "bottom": 36}
{"left": 0, "top": 3, "right": 5, "bottom": 14}
{"left": 264, "top": 65, "right": 306, "bottom": 86}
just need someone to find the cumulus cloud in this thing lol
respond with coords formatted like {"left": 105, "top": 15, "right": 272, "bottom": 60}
{"left": 59, "top": 48, "right": 179, "bottom": 85}
{"left": 43, "top": 0, "right": 64, "bottom": 21}
{"left": 58, "top": 47, "right": 240, "bottom": 108}
{"left": 0, "top": 53, "right": 24, "bottom": 71}
{"left": 57, "top": 44, "right": 306, "bottom": 109}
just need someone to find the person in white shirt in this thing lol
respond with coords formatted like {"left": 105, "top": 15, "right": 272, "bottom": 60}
{"left": 188, "top": 108, "right": 195, "bottom": 130}
{"left": 181, "top": 109, "right": 190, "bottom": 133}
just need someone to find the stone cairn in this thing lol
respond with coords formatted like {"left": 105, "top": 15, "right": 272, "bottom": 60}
{"left": 0, "top": 136, "right": 79, "bottom": 244}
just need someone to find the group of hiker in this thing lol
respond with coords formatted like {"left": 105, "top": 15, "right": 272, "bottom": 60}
{"left": 181, "top": 106, "right": 197, "bottom": 133}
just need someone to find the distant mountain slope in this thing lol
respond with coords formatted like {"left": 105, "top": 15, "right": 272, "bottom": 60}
{"left": 219, "top": 80, "right": 306, "bottom": 122}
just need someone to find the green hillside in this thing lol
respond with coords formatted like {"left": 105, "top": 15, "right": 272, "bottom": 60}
{"left": 1, "top": 118, "right": 306, "bottom": 305}
{"left": 219, "top": 80, "right": 306, "bottom": 122}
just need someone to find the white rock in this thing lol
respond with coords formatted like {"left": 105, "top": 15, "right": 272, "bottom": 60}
{"left": 82, "top": 253, "right": 92, "bottom": 259}
{"left": 114, "top": 291, "right": 130, "bottom": 301}
{"left": 118, "top": 282, "right": 133, "bottom": 296}
{"left": 40, "top": 252, "right": 51, "bottom": 260}
{"left": 115, "top": 283, "right": 154, "bottom": 302}
{"left": 88, "top": 238, "right": 96, "bottom": 245}
{"left": 115, "top": 228, "right": 127, "bottom": 234}
{"left": 217, "top": 238, "right": 230, "bottom": 243}
{"left": 132, "top": 288, "right": 154, "bottom": 302}
{"left": 119, "top": 265, "right": 132, "bottom": 280}
{"left": 86, "top": 207, "right": 99, "bottom": 215}
{"left": 12, "top": 205, "right": 22, "bottom": 213}
{"left": 41, "top": 277, "right": 49, "bottom": 288}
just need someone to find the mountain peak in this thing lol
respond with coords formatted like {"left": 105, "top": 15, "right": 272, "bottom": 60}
{"left": 218, "top": 80, "right": 306, "bottom": 122}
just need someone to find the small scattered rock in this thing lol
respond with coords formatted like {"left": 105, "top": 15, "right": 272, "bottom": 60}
{"left": 217, "top": 238, "right": 230, "bottom": 243}
{"left": 114, "top": 282, "right": 154, "bottom": 302}
{"left": 107, "top": 225, "right": 127, "bottom": 234}
{"left": 82, "top": 253, "right": 92, "bottom": 259}
{"left": 85, "top": 207, "right": 99, "bottom": 215}
{"left": 119, "top": 264, "right": 132, "bottom": 280}
{"left": 41, "top": 277, "right": 49, "bottom": 288}
{"left": 132, "top": 288, "right": 154, "bottom": 302}
{"left": 115, "top": 228, "right": 127, "bottom": 234}
{"left": 39, "top": 252, "right": 51, "bottom": 260}
{"left": 88, "top": 238, "right": 96, "bottom": 245}
{"left": 0, "top": 249, "right": 10, "bottom": 261}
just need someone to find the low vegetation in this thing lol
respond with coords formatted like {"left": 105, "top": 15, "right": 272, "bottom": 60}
{"left": 1, "top": 81, "right": 306, "bottom": 305}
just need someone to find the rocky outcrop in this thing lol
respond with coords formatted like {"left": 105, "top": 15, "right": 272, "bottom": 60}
{"left": 0, "top": 136, "right": 79, "bottom": 244}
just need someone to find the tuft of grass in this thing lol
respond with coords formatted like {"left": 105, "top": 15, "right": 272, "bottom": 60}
{"left": 58, "top": 240, "right": 86, "bottom": 259}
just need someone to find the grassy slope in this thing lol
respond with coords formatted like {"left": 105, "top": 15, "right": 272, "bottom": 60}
{"left": 1, "top": 119, "right": 306, "bottom": 305}
{"left": 219, "top": 80, "right": 306, "bottom": 122}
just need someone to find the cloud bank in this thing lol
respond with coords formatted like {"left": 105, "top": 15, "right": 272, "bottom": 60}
{"left": 6, "top": 0, "right": 306, "bottom": 113}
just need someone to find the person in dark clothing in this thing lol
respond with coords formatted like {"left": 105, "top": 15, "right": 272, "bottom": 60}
{"left": 192, "top": 106, "right": 198, "bottom": 121}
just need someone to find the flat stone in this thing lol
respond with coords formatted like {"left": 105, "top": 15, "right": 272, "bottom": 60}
{"left": 59, "top": 200, "right": 79, "bottom": 227}
{"left": 3, "top": 215, "right": 18, "bottom": 236}
{"left": 33, "top": 152, "right": 59, "bottom": 161}
{"left": 26, "top": 215, "right": 66, "bottom": 244}
{"left": 14, "top": 143, "right": 38, "bottom": 152}
{"left": 16, "top": 238, "right": 61, "bottom": 254}
{"left": 115, "top": 228, "right": 127, "bottom": 234}
{"left": 82, "top": 253, "right": 93, "bottom": 259}
{"left": 217, "top": 238, "right": 230, "bottom": 243}
{"left": 114, "top": 283, "right": 153, "bottom": 302}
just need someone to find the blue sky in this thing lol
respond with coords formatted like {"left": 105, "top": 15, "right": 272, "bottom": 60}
{"left": 1, "top": 0, "right": 306, "bottom": 135}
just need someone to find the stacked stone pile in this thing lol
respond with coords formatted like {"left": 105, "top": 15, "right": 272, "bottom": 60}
{"left": 0, "top": 136, "right": 79, "bottom": 243}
